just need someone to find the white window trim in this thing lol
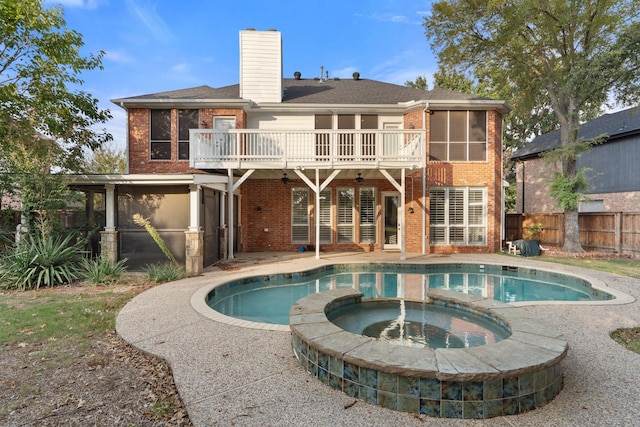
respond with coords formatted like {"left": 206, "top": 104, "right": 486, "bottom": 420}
{"left": 430, "top": 186, "right": 487, "bottom": 245}
{"left": 359, "top": 187, "right": 377, "bottom": 244}
{"left": 291, "top": 188, "right": 310, "bottom": 244}
{"left": 337, "top": 187, "right": 355, "bottom": 243}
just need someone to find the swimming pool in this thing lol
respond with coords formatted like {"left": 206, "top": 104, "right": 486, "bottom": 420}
{"left": 206, "top": 263, "right": 613, "bottom": 325}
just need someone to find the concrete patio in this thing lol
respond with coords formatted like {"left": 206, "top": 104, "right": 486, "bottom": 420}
{"left": 116, "top": 252, "right": 640, "bottom": 426}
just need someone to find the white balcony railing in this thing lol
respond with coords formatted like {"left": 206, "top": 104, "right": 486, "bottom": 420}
{"left": 189, "top": 129, "right": 425, "bottom": 170}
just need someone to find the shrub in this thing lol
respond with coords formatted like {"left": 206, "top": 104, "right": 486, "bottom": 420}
{"left": 143, "top": 262, "right": 184, "bottom": 283}
{"left": 0, "top": 233, "right": 83, "bottom": 290}
{"left": 81, "top": 256, "right": 128, "bottom": 285}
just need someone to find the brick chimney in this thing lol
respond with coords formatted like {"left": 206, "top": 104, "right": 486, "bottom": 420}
{"left": 239, "top": 29, "right": 283, "bottom": 103}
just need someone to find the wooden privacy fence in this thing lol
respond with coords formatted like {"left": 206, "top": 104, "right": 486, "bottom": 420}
{"left": 505, "top": 212, "right": 640, "bottom": 256}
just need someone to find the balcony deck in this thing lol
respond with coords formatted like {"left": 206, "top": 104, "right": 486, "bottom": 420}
{"left": 189, "top": 129, "right": 425, "bottom": 170}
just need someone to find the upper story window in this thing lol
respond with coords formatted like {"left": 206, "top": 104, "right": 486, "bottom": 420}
{"left": 150, "top": 109, "right": 171, "bottom": 160}
{"left": 429, "top": 111, "right": 487, "bottom": 162}
{"left": 178, "top": 109, "right": 198, "bottom": 160}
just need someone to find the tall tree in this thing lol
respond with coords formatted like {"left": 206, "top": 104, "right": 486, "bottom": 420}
{"left": 424, "top": 0, "right": 640, "bottom": 252}
{"left": 83, "top": 144, "right": 127, "bottom": 174}
{"left": 0, "top": 0, "right": 112, "bottom": 232}
{"left": 404, "top": 75, "right": 429, "bottom": 90}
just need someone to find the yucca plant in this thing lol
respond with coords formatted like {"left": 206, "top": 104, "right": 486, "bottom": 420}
{"left": 0, "top": 233, "right": 83, "bottom": 290}
{"left": 132, "top": 213, "right": 179, "bottom": 266}
{"left": 81, "top": 256, "right": 128, "bottom": 285}
{"left": 143, "top": 262, "right": 184, "bottom": 283}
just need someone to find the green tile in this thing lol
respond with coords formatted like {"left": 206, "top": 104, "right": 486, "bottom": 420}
{"left": 420, "top": 377, "right": 441, "bottom": 399}
{"left": 419, "top": 398, "right": 440, "bottom": 417}
{"left": 463, "top": 401, "right": 484, "bottom": 419}
{"left": 398, "top": 376, "right": 420, "bottom": 397}
{"left": 397, "top": 395, "right": 419, "bottom": 413}
{"left": 360, "top": 367, "right": 377, "bottom": 388}
{"left": 483, "top": 378, "right": 503, "bottom": 400}
{"left": 441, "top": 400, "right": 463, "bottom": 418}
{"left": 378, "top": 390, "right": 397, "bottom": 410}
{"left": 378, "top": 371, "right": 398, "bottom": 393}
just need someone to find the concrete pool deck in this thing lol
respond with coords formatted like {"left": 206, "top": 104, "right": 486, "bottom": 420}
{"left": 116, "top": 252, "right": 640, "bottom": 426}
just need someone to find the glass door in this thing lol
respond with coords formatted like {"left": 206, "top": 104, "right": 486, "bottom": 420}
{"left": 383, "top": 192, "right": 399, "bottom": 250}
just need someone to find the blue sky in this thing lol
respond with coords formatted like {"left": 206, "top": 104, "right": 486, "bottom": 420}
{"left": 48, "top": 0, "right": 437, "bottom": 149}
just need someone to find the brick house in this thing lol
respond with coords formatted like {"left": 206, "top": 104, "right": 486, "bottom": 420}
{"left": 511, "top": 106, "right": 640, "bottom": 214}
{"left": 71, "top": 30, "right": 510, "bottom": 276}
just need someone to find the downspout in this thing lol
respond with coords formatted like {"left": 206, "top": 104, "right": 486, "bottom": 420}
{"left": 500, "top": 117, "right": 504, "bottom": 246}
{"left": 521, "top": 161, "right": 525, "bottom": 214}
{"left": 422, "top": 103, "right": 429, "bottom": 254}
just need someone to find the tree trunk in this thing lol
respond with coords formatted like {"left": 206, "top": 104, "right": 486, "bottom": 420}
{"left": 562, "top": 209, "right": 584, "bottom": 252}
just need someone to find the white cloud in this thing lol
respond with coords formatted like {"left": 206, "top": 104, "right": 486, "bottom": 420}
{"left": 126, "top": 0, "right": 175, "bottom": 43}
{"left": 331, "top": 66, "right": 359, "bottom": 79}
{"left": 170, "top": 63, "right": 189, "bottom": 74}
{"left": 104, "top": 49, "right": 134, "bottom": 64}
{"left": 371, "top": 13, "right": 409, "bottom": 24}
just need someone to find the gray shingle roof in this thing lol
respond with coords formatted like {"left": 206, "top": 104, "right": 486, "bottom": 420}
{"left": 512, "top": 106, "right": 640, "bottom": 160}
{"left": 113, "top": 78, "right": 496, "bottom": 105}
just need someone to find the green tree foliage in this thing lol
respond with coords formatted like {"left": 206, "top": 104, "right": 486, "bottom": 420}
{"left": 404, "top": 75, "right": 429, "bottom": 90}
{"left": 424, "top": 0, "right": 640, "bottom": 251}
{"left": 83, "top": 143, "right": 127, "bottom": 174}
{"left": 1, "top": 0, "right": 112, "bottom": 206}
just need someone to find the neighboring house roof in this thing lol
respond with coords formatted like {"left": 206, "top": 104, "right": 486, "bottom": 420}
{"left": 112, "top": 78, "right": 509, "bottom": 111}
{"left": 512, "top": 106, "right": 640, "bottom": 160}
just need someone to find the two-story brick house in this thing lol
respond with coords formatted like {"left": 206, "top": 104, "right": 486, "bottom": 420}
{"left": 71, "top": 30, "right": 510, "bottom": 276}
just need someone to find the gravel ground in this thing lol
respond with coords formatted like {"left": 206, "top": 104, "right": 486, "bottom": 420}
{"left": 117, "top": 253, "right": 640, "bottom": 427}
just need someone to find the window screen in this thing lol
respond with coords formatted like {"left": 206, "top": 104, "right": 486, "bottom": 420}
{"left": 429, "top": 111, "right": 487, "bottom": 161}
{"left": 151, "top": 109, "right": 171, "bottom": 160}
{"left": 178, "top": 109, "right": 198, "bottom": 160}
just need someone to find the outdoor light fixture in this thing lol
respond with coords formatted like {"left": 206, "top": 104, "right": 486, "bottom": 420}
{"left": 200, "top": 121, "right": 207, "bottom": 127}
{"left": 355, "top": 173, "right": 363, "bottom": 183}
{"left": 282, "top": 173, "right": 289, "bottom": 184}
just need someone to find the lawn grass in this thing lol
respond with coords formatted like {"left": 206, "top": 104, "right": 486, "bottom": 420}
{"left": 534, "top": 256, "right": 640, "bottom": 280}
{"left": 0, "top": 285, "right": 143, "bottom": 347}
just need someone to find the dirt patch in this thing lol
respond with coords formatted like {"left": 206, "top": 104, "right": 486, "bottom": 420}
{"left": 0, "top": 282, "right": 192, "bottom": 427}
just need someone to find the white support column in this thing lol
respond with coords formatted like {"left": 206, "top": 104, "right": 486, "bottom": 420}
{"left": 105, "top": 184, "right": 115, "bottom": 232}
{"left": 228, "top": 169, "right": 234, "bottom": 260}
{"left": 422, "top": 166, "right": 427, "bottom": 254}
{"left": 400, "top": 169, "right": 406, "bottom": 261}
{"left": 380, "top": 169, "right": 406, "bottom": 261}
{"left": 188, "top": 184, "right": 201, "bottom": 232}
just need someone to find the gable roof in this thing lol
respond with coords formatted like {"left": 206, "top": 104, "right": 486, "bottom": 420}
{"left": 111, "top": 78, "right": 510, "bottom": 112}
{"left": 512, "top": 106, "right": 640, "bottom": 160}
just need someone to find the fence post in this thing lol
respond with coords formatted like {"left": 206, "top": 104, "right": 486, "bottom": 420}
{"left": 615, "top": 212, "right": 622, "bottom": 253}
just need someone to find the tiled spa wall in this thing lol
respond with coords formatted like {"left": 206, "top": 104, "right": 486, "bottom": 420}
{"left": 291, "top": 331, "right": 563, "bottom": 419}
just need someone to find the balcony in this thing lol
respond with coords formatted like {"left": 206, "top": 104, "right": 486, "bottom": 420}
{"left": 189, "top": 129, "right": 425, "bottom": 170}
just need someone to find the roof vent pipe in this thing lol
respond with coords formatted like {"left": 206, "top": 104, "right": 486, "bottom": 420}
{"left": 294, "top": 71, "right": 301, "bottom": 80}
{"left": 352, "top": 72, "right": 360, "bottom": 80}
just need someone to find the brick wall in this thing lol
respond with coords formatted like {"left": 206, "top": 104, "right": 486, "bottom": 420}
{"left": 128, "top": 108, "right": 246, "bottom": 174}
{"left": 126, "top": 107, "right": 504, "bottom": 254}
{"left": 240, "top": 178, "right": 414, "bottom": 252}
{"left": 425, "top": 110, "right": 504, "bottom": 254}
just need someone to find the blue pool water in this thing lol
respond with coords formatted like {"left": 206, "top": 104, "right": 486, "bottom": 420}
{"left": 207, "top": 263, "right": 612, "bottom": 325}
{"left": 327, "top": 300, "right": 512, "bottom": 349}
